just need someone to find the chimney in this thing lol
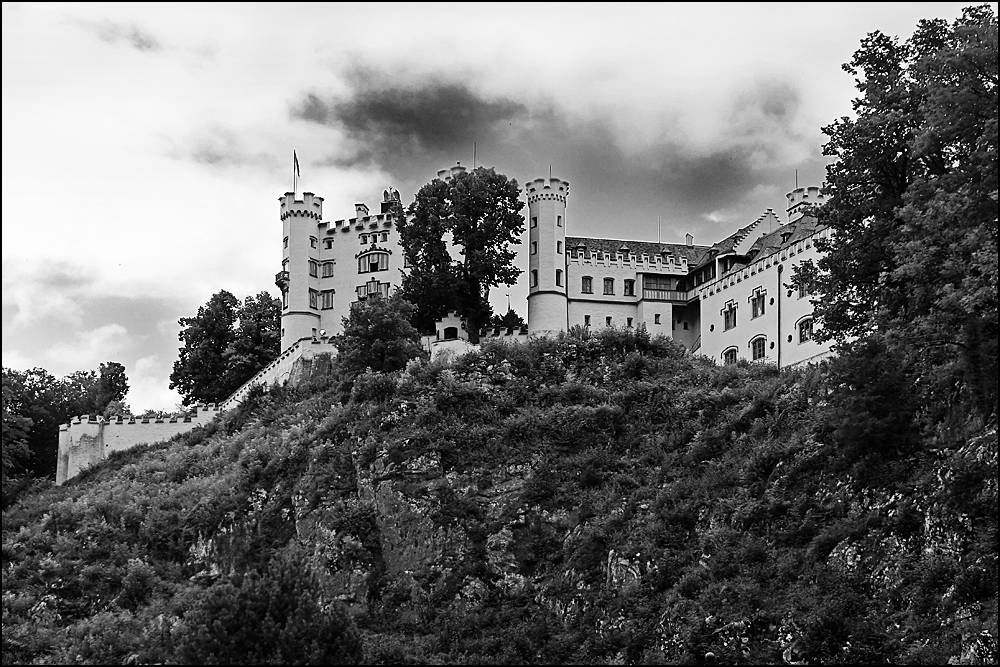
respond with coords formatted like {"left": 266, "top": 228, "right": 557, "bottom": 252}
{"left": 685, "top": 233, "right": 694, "bottom": 247}
{"left": 355, "top": 203, "right": 369, "bottom": 219}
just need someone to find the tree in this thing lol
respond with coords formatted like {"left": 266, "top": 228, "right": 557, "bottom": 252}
{"left": 796, "top": 5, "right": 998, "bottom": 416}
{"left": 170, "top": 290, "right": 280, "bottom": 405}
{"left": 1, "top": 361, "right": 129, "bottom": 485}
{"left": 489, "top": 307, "right": 527, "bottom": 333}
{"left": 175, "top": 544, "right": 362, "bottom": 664}
{"left": 399, "top": 167, "right": 525, "bottom": 340}
{"left": 334, "top": 294, "right": 424, "bottom": 378}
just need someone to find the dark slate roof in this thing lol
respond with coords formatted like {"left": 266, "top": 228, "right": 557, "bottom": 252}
{"left": 710, "top": 220, "right": 762, "bottom": 255}
{"left": 746, "top": 216, "right": 824, "bottom": 259}
{"left": 565, "top": 236, "right": 712, "bottom": 266}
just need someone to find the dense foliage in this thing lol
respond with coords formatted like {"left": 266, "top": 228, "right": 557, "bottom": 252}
{"left": 170, "top": 290, "right": 281, "bottom": 406}
{"left": 3, "top": 327, "right": 996, "bottom": 664}
{"left": 398, "top": 167, "right": 524, "bottom": 338}
{"left": 2, "top": 362, "right": 129, "bottom": 507}
{"left": 798, "top": 5, "right": 998, "bottom": 417}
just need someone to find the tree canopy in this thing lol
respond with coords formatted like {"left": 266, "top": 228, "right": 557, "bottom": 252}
{"left": 398, "top": 167, "right": 524, "bottom": 340}
{"left": 170, "top": 290, "right": 280, "bottom": 406}
{"left": 797, "top": 4, "right": 998, "bottom": 416}
{"left": 334, "top": 294, "right": 424, "bottom": 378}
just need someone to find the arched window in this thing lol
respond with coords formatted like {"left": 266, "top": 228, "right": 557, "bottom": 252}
{"left": 750, "top": 336, "right": 766, "bottom": 361}
{"left": 798, "top": 317, "right": 814, "bottom": 343}
{"left": 581, "top": 276, "right": 593, "bottom": 293}
{"left": 603, "top": 278, "right": 614, "bottom": 295}
{"left": 723, "top": 348, "right": 737, "bottom": 365}
{"left": 443, "top": 327, "right": 459, "bottom": 340}
{"left": 357, "top": 249, "right": 390, "bottom": 273}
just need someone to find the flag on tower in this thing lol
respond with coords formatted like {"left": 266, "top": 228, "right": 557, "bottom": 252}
{"left": 293, "top": 150, "right": 300, "bottom": 193}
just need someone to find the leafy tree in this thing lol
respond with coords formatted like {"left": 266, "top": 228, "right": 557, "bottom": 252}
{"left": 1, "top": 363, "right": 129, "bottom": 483}
{"left": 399, "top": 167, "right": 525, "bottom": 340}
{"left": 175, "top": 544, "right": 362, "bottom": 664}
{"left": 489, "top": 307, "right": 527, "bottom": 333}
{"left": 797, "top": 5, "right": 998, "bottom": 416}
{"left": 334, "top": 294, "right": 424, "bottom": 378}
{"left": 1, "top": 383, "right": 33, "bottom": 508}
{"left": 170, "top": 290, "right": 280, "bottom": 405}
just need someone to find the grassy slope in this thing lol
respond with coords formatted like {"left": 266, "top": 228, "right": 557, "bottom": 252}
{"left": 2, "top": 329, "right": 997, "bottom": 664}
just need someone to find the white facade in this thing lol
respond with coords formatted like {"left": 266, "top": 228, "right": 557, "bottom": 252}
{"left": 277, "top": 165, "right": 833, "bottom": 369}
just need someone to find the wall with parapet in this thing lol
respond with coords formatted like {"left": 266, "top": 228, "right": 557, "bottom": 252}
{"left": 56, "top": 405, "right": 222, "bottom": 485}
{"left": 57, "top": 338, "right": 339, "bottom": 485}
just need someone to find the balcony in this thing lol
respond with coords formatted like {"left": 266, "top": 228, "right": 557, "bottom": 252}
{"left": 641, "top": 288, "right": 694, "bottom": 302}
{"left": 274, "top": 270, "right": 289, "bottom": 290}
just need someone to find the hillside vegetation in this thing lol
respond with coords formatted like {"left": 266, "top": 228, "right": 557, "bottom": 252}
{"left": 2, "top": 327, "right": 996, "bottom": 664}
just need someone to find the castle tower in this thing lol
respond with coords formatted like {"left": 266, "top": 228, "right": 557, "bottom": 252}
{"left": 786, "top": 185, "right": 826, "bottom": 222}
{"left": 277, "top": 191, "right": 324, "bottom": 351}
{"left": 526, "top": 176, "right": 570, "bottom": 335}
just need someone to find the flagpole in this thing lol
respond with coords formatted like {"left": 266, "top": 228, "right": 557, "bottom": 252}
{"left": 293, "top": 150, "right": 300, "bottom": 195}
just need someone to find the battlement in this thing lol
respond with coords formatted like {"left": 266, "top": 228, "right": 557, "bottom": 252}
{"left": 526, "top": 176, "right": 570, "bottom": 203}
{"left": 568, "top": 249, "right": 689, "bottom": 273}
{"left": 279, "top": 192, "right": 324, "bottom": 221}
{"left": 785, "top": 186, "right": 827, "bottom": 222}
{"left": 436, "top": 163, "right": 468, "bottom": 181}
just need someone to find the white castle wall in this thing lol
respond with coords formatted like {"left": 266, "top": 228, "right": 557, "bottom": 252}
{"left": 697, "top": 227, "right": 832, "bottom": 367}
{"left": 56, "top": 405, "right": 221, "bottom": 485}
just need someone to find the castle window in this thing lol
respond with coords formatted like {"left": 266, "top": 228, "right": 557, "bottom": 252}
{"left": 356, "top": 278, "right": 390, "bottom": 300}
{"left": 309, "top": 260, "right": 318, "bottom": 277}
{"left": 282, "top": 290, "right": 287, "bottom": 309}
{"left": 606, "top": 316, "right": 612, "bottom": 327}
{"left": 443, "top": 327, "right": 459, "bottom": 340}
{"left": 798, "top": 318, "right": 814, "bottom": 343}
{"left": 603, "top": 278, "right": 614, "bottom": 295}
{"left": 322, "top": 261, "right": 335, "bottom": 278}
{"left": 723, "top": 303, "right": 737, "bottom": 331}
{"left": 654, "top": 314, "right": 660, "bottom": 324}
{"left": 623, "top": 279, "right": 635, "bottom": 296}
{"left": 751, "top": 336, "right": 766, "bottom": 361}
{"left": 750, "top": 288, "right": 765, "bottom": 319}
{"left": 627, "top": 317, "right": 633, "bottom": 328}
{"left": 531, "top": 217, "right": 537, "bottom": 228}
{"left": 380, "top": 232, "right": 388, "bottom": 242}
{"left": 584, "top": 315, "right": 591, "bottom": 326}
{"left": 723, "top": 348, "right": 738, "bottom": 365}
{"left": 555, "top": 269, "right": 563, "bottom": 287}
{"left": 310, "top": 236, "right": 318, "bottom": 248}
{"left": 283, "top": 236, "right": 289, "bottom": 249}
{"left": 324, "top": 238, "right": 334, "bottom": 250}
{"left": 557, "top": 215, "right": 562, "bottom": 227}
{"left": 360, "top": 234, "right": 368, "bottom": 244}
{"left": 321, "top": 290, "right": 335, "bottom": 310}
{"left": 557, "top": 241, "right": 562, "bottom": 254}
{"left": 798, "top": 280, "right": 810, "bottom": 299}
{"left": 530, "top": 269, "right": 538, "bottom": 287}
{"left": 358, "top": 250, "right": 389, "bottom": 273}
{"left": 308, "top": 289, "right": 318, "bottom": 309}
{"left": 531, "top": 241, "right": 537, "bottom": 255}
{"left": 582, "top": 276, "right": 593, "bottom": 294}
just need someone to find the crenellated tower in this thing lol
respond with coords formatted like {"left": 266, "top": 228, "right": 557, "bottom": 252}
{"left": 785, "top": 185, "right": 827, "bottom": 222}
{"left": 277, "top": 191, "right": 324, "bottom": 351}
{"left": 526, "top": 176, "right": 570, "bottom": 335}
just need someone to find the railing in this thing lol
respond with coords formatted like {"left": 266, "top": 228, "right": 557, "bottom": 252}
{"left": 641, "top": 289, "right": 694, "bottom": 302}
{"left": 274, "top": 271, "right": 289, "bottom": 289}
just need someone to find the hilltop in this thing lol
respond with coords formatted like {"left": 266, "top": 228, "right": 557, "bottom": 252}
{"left": 2, "top": 328, "right": 997, "bottom": 664}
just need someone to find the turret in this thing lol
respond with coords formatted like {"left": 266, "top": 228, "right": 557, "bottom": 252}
{"left": 786, "top": 186, "right": 826, "bottom": 222}
{"left": 525, "top": 175, "right": 570, "bottom": 335}
{"left": 279, "top": 192, "right": 324, "bottom": 351}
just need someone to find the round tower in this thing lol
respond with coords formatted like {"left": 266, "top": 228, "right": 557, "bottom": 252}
{"left": 277, "top": 191, "right": 324, "bottom": 351}
{"left": 785, "top": 185, "right": 826, "bottom": 222}
{"left": 526, "top": 176, "right": 569, "bottom": 336}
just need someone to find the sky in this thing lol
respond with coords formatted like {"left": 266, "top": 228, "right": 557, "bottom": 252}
{"left": 1, "top": 2, "right": 984, "bottom": 412}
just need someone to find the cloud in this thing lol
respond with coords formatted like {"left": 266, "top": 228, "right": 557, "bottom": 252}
{"left": 1, "top": 260, "right": 97, "bottom": 327}
{"left": 73, "top": 17, "right": 163, "bottom": 52}
{"left": 171, "top": 124, "right": 280, "bottom": 172}
{"left": 290, "top": 64, "right": 528, "bottom": 169}
{"left": 46, "top": 323, "right": 131, "bottom": 370}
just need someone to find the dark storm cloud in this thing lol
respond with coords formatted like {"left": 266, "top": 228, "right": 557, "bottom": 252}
{"left": 290, "top": 63, "right": 815, "bottom": 239}
{"left": 75, "top": 18, "right": 163, "bottom": 52}
{"left": 290, "top": 65, "right": 528, "bottom": 170}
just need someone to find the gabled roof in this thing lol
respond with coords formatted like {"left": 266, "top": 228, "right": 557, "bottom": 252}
{"left": 746, "top": 216, "right": 823, "bottom": 259}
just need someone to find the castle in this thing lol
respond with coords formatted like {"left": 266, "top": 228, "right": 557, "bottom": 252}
{"left": 57, "top": 165, "right": 832, "bottom": 484}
